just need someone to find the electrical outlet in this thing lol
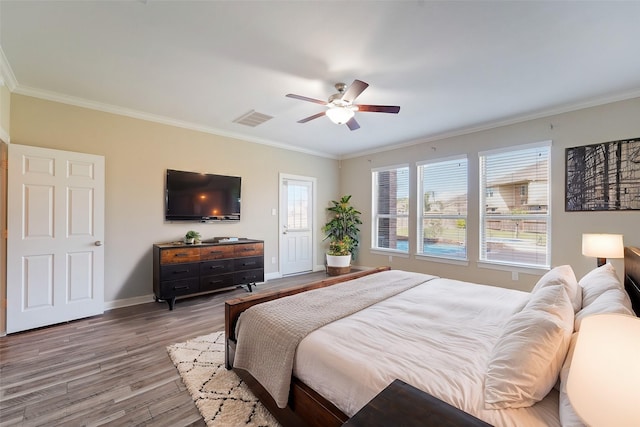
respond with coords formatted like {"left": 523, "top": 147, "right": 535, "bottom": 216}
{"left": 512, "top": 271, "right": 519, "bottom": 281}
{"left": 271, "top": 256, "right": 277, "bottom": 264}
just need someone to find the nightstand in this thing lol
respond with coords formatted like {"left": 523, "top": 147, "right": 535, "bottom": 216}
{"left": 342, "top": 379, "right": 492, "bottom": 427}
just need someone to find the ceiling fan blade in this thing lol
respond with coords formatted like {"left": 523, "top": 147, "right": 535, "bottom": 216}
{"left": 297, "top": 111, "right": 326, "bottom": 123}
{"left": 346, "top": 117, "right": 360, "bottom": 131}
{"left": 286, "top": 94, "right": 328, "bottom": 105}
{"left": 356, "top": 104, "right": 401, "bottom": 114}
{"left": 341, "top": 79, "right": 369, "bottom": 103}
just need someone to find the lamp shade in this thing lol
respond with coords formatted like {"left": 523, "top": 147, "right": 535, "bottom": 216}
{"left": 581, "top": 233, "right": 624, "bottom": 259}
{"left": 325, "top": 106, "right": 354, "bottom": 124}
{"left": 567, "top": 314, "right": 640, "bottom": 427}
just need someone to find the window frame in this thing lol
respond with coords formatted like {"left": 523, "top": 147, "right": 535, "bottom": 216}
{"left": 371, "top": 163, "right": 410, "bottom": 254}
{"left": 416, "top": 155, "right": 468, "bottom": 262}
{"left": 478, "top": 141, "right": 552, "bottom": 271}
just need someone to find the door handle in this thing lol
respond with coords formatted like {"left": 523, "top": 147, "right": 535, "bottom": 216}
{"left": 95, "top": 241, "right": 103, "bottom": 246}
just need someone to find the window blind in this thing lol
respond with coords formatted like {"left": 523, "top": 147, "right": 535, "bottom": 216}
{"left": 479, "top": 143, "right": 550, "bottom": 268}
{"left": 417, "top": 157, "right": 468, "bottom": 260}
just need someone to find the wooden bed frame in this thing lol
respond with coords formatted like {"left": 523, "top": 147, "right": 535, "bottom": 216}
{"left": 225, "top": 267, "right": 388, "bottom": 427}
{"left": 224, "top": 248, "right": 640, "bottom": 427}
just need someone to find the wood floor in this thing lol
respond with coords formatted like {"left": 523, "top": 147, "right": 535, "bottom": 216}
{"left": 0, "top": 271, "right": 329, "bottom": 427}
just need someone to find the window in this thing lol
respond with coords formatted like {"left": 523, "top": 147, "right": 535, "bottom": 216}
{"left": 372, "top": 165, "right": 409, "bottom": 252}
{"left": 417, "top": 157, "right": 468, "bottom": 260}
{"left": 479, "top": 142, "right": 551, "bottom": 268}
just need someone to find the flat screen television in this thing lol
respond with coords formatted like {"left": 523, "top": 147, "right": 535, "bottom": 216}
{"left": 165, "top": 169, "right": 241, "bottom": 221}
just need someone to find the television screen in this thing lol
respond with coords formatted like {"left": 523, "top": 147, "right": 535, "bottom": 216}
{"left": 165, "top": 169, "right": 241, "bottom": 221}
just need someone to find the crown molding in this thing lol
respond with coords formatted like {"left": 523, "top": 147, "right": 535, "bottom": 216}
{"left": 0, "top": 43, "right": 336, "bottom": 158}
{"left": 12, "top": 84, "right": 337, "bottom": 159}
{"left": 0, "top": 46, "right": 18, "bottom": 91}
{"left": 341, "top": 88, "right": 640, "bottom": 159}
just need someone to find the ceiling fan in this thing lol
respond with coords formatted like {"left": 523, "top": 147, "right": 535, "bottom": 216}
{"left": 286, "top": 79, "right": 400, "bottom": 131}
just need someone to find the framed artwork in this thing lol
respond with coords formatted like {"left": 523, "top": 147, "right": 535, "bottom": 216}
{"left": 566, "top": 137, "right": 640, "bottom": 211}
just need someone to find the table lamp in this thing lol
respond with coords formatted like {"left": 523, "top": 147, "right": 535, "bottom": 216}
{"left": 567, "top": 314, "right": 640, "bottom": 427}
{"left": 581, "top": 233, "right": 624, "bottom": 267}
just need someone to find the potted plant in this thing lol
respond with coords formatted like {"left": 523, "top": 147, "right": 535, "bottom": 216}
{"left": 323, "top": 195, "right": 362, "bottom": 274}
{"left": 184, "top": 230, "right": 201, "bottom": 244}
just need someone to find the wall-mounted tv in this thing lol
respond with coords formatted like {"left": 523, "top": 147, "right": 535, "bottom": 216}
{"left": 165, "top": 169, "right": 241, "bottom": 222}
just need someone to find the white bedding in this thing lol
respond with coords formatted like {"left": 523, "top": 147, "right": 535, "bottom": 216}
{"left": 293, "top": 277, "right": 561, "bottom": 427}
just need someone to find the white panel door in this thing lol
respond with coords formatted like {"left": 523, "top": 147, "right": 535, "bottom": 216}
{"left": 7, "top": 144, "right": 105, "bottom": 333}
{"left": 280, "top": 175, "right": 314, "bottom": 276}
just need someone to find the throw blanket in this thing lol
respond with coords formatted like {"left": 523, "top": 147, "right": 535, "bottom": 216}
{"left": 233, "top": 270, "right": 437, "bottom": 408}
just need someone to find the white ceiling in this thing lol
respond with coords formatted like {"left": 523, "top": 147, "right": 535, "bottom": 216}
{"left": 2, "top": 1, "right": 640, "bottom": 159}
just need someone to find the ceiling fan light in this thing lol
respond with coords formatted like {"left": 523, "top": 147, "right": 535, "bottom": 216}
{"left": 326, "top": 107, "right": 354, "bottom": 125}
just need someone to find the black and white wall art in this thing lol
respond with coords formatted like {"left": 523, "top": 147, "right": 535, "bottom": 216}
{"left": 566, "top": 137, "right": 640, "bottom": 211}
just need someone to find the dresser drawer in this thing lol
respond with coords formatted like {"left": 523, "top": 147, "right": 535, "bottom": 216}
{"left": 160, "top": 247, "right": 200, "bottom": 264}
{"left": 159, "top": 277, "right": 199, "bottom": 297}
{"left": 200, "top": 272, "right": 235, "bottom": 292}
{"left": 200, "top": 245, "right": 235, "bottom": 261}
{"left": 160, "top": 262, "right": 199, "bottom": 281}
{"left": 233, "top": 243, "right": 263, "bottom": 257}
{"left": 200, "top": 259, "right": 234, "bottom": 275}
{"left": 234, "top": 269, "right": 264, "bottom": 284}
{"left": 234, "top": 256, "right": 263, "bottom": 271}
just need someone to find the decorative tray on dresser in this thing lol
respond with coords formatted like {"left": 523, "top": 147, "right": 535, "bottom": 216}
{"left": 152, "top": 238, "right": 264, "bottom": 310}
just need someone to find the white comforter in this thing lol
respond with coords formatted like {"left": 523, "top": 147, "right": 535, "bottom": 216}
{"left": 293, "top": 277, "right": 561, "bottom": 427}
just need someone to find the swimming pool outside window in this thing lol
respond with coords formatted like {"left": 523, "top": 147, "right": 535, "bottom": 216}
{"left": 417, "top": 156, "right": 468, "bottom": 260}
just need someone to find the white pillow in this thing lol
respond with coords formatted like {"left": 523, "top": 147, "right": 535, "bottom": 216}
{"left": 574, "top": 288, "right": 634, "bottom": 331}
{"left": 484, "top": 285, "right": 574, "bottom": 409}
{"left": 532, "top": 265, "right": 581, "bottom": 313}
{"left": 559, "top": 333, "right": 586, "bottom": 427}
{"left": 579, "top": 263, "right": 624, "bottom": 308}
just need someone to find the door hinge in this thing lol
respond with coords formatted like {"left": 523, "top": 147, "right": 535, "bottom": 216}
{"left": 0, "top": 158, "right": 7, "bottom": 170}
{"left": 2, "top": 229, "right": 7, "bottom": 239}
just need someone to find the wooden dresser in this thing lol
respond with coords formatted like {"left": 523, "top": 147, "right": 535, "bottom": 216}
{"left": 153, "top": 238, "right": 264, "bottom": 310}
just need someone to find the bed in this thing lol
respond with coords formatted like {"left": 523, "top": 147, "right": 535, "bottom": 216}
{"left": 225, "top": 247, "right": 640, "bottom": 427}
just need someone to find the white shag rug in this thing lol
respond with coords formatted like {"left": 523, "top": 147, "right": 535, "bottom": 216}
{"left": 167, "top": 331, "right": 280, "bottom": 427}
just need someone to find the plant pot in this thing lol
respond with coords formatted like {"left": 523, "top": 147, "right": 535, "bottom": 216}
{"left": 184, "top": 237, "right": 195, "bottom": 244}
{"left": 326, "top": 254, "right": 351, "bottom": 276}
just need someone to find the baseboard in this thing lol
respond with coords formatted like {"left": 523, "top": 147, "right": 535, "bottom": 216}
{"left": 266, "top": 266, "right": 326, "bottom": 280}
{"left": 104, "top": 268, "right": 333, "bottom": 311}
{"left": 104, "top": 294, "right": 155, "bottom": 311}
{"left": 265, "top": 271, "right": 281, "bottom": 281}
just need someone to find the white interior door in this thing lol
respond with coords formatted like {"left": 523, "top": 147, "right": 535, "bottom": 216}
{"left": 7, "top": 144, "right": 105, "bottom": 333}
{"left": 280, "top": 174, "right": 314, "bottom": 276}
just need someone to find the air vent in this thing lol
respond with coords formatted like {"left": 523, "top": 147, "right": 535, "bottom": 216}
{"left": 233, "top": 110, "right": 273, "bottom": 127}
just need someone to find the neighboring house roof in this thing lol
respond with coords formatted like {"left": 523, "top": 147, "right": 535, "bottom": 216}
{"left": 488, "top": 159, "right": 549, "bottom": 187}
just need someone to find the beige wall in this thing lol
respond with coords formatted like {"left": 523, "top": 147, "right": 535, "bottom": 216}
{"left": 10, "top": 94, "right": 339, "bottom": 304}
{"left": 7, "top": 92, "right": 640, "bottom": 305}
{"left": 340, "top": 97, "right": 640, "bottom": 291}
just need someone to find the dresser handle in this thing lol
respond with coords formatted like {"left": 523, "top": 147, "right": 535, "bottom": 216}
{"left": 209, "top": 280, "right": 222, "bottom": 285}
{"left": 210, "top": 265, "right": 224, "bottom": 270}
{"left": 174, "top": 253, "right": 188, "bottom": 257}
{"left": 174, "top": 285, "right": 190, "bottom": 290}
{"left": 173, "top": 270, "right": 190, "bottom": 274}
{"left": 243, "top": 261, "right": 256, "bottom": 266}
